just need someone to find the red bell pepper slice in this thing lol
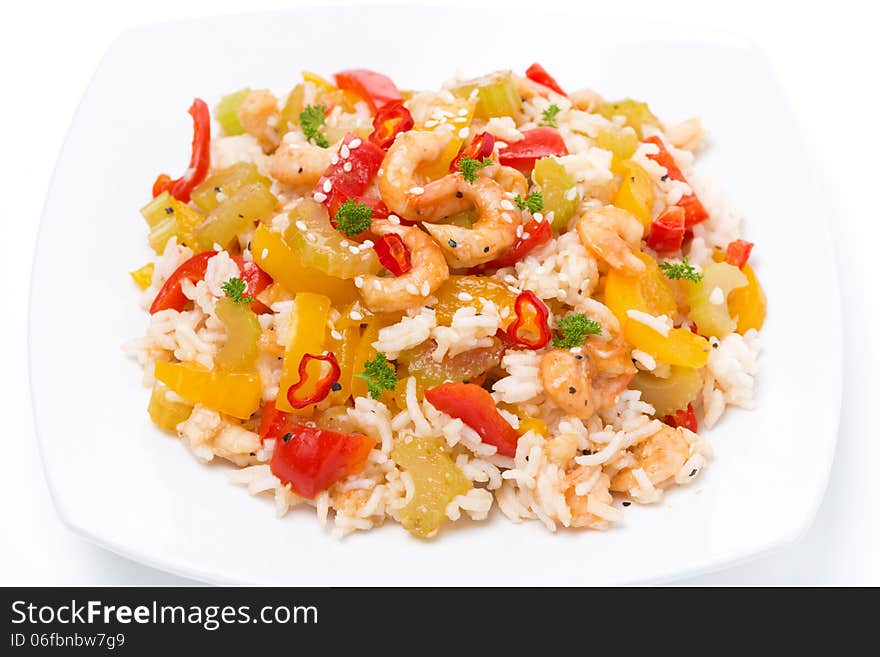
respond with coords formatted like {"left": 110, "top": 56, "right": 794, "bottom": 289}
{"left": 286, "top": 352, "right": 341, "bottom": 410}
{"left": 372, "top": 233, "right": 412, "bottom": 276}
{"left": 725, "top": 239, "right": 754, "bottom": 269}
{"left": 149, "top": 250, "right": 217, "bottom": 314}
{"left": 663, "top": 403, "right": 698, "bottom": 433}
{"left": 525, "top": 63, "right": 566, "bottom": 96}
{"left": 450, "top": 131, "right": 496, "bottom": 172}
{"left": 231, "top": 256, "right": 273, "bottom": 314}
{"left": 424, "top": 382, "right": 519, "bottom": 457}
{"left": 270, "top": 423, "right": 375, "bottom": 499}
{"left": 369, "top": 102, "right": 414, "bottom": 149}
{"left": 499, "top": 128, "right": 568, "bottom": 171}
{"left": 506, "top": 290, "right": 551, "bottom": 350}
{"left": 152, "top": 98, "right": 211, "bottom": 203}
{"left": 646, "top": 206, "right": 687, "bottom": 253}
{"left": 315, "top": 133, "right": 385, "bottom": 214}
{"left": 475, "top": 217, "right": 553, "bottom": 271}
{"left": 259, "top": 400, "right": 288, "bottom": 443}
{"left": 334, "top": 69, "right": 403, "bottom": 114}
{"left": 643, "top": 136, "right": 709, "bottom": 227}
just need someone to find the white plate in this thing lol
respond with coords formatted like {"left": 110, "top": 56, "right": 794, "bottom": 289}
{"left": 30, "top": 7, "right": 842, "bottom": 585}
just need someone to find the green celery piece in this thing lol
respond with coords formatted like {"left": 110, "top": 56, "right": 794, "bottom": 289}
{"left": 214, "top": 89, "right": 251, "bottom": 136}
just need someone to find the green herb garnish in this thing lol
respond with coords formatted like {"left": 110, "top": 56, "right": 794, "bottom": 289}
{"left": 552, "top": 313, "right": 602, "bottom": 349}
{"left": 514, "top": 192, "right": 544, "bottom": 213}
{"left": 299, "top": 104, "right": 329, "bottom": 148}
{"left": 540, "top": 104, "right": 561, "bottom": 128}
{"left": 334, "top": 199, "right": 374, "bottom": 237}
{"left": 221, "top": 277, "right": 253, "bottom": 304}
{"left": 457, "top": 156, "right": 494, "bottom": 183}
{"left": 659, "top": 257, "right": 703, "bottom": 282}
{"left": 355, "top": 353, "right": 397, "bottom": 399}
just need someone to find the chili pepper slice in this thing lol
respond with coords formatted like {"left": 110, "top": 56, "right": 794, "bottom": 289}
{"left": 498, "top": 128, "right": 568, "bottom": 171}
{"left": 372, "top": 233, "right": 412, "bottom": 276}
{"left": 149, "top": 250, "right": 217, "bottom": 314}
{"left": 725, "top": 239, "right": 754, "bottom": 269}
{"left": 450, "top": 131, "right": 496, "bottom": 172}
{"left": 231, "top": 255, "right": 273, "bottom": 314}
{"left": 506, "top": 290, "right": 551, "bottom": 349}
{"left": 152, "top": 98, "right": 211, "bottom": 203}
{"left": 646, "top": 206, "right": 686, "bottom": 253}
{"left": 643, "top": 136, "right": 708, "bottom": 227}
{"left": 369, "top": 102, "right": 414, "bottom": 150}
{"left": 475, "top": 217, "right": 553, "bottom": 271}
{"left": 663, "top": 403, "right": 698, "bottom": 433}
{"left": 525, "top": 63, "right": 566, "bottom": 96}
{"left": 285, "top": 352, "right": 341, "bottom": 410}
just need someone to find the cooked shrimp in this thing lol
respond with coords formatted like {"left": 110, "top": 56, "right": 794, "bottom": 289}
{"left": 610, "top": 424, "right": 690, "bottom": 493}
{"left": 576, "top": 205, "right": 646, "bottom": 275}
{"left": 564, "top": 469, "right": 614, "bottom": 529}
{"left": 417, "top": 175, "right": 519, "bottom": 268}
{"left": 514, "top": 74, "right": 562, "bottom": 101}
{"left": 377, "top": 129, "right": 454, "bottom": 218}
{"left": 569, "top": 89, "right": 604, "bottom": 113}
{"left": 270, "top": 136, "right": 336, "bottom": 187}
{"left": 489, "top": 164, "right": 529, "bottom": 198}
{"left": 238, "top": 89, "right": 281, "bottom": 153}
{"left": 359, "top": 222, "right": 449, "bottom": 313}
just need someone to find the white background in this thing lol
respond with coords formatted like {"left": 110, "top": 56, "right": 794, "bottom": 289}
{"left": 1, "top": 0, "right": 876, "bottom": 585}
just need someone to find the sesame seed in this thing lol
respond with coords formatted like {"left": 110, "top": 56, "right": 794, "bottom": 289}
{"left": 405, "top": 283, "right": 418, "bottom": 295}
{"left": 261, "top": 248, "right": 269, "bottom": 259}
{"left": 503, "top": 275, "right": 517, "bottom": 284}
{"left": 322, "top": 179, "right": 333, "bottom": 193}
{"left": 545, "top": 210, "right": 555, "bottom": 223}
{"left": 516, "top": 225, "right": 523, "bottom": 237}
{"left": 331, "top": 155, "right": 339, "bottom": 165}
{"left": 372, "top": 280, "right": 382, "bottom": 290}
{"left": 457, "top": 107, "right": 469, "bottom": 116}
{"left": 362, "top": 240, "right": 374, "bottom": 248}
{"left": 354, "top": 276, "right": 364, "bottom": 288}
{"left": 495, "top": 141, "right": 508, "bottom": 149}
{"left": 388, "top": 214, "right": 401, "bottom": 225}
{"left": 313, "top": 192, "right": 327, "bottom": 203}
{"left": 458, "top": 127, "right": 469, "bottom": 139}
{"left": 457, "top": 292, "right": 473, "bottom": 302}
{"left": 501, "top": 212, "right": 513, "bottom": 223}
{"left": 349, "top": 310, "right": 364, "bottom": 321}
{"left": 295, "top": 220, "right": 307, "bottom": 231}
{"left": 331, "top": 330, "right": 342, "bottom": 341}
{"left": 378, "top": 168, "right": 385, "bottom": 176}
{"left": 500, "top": 199, "right": 515, "bottom": 211}
{"left": 421, "top": 281, "right": 430, "bottom": 296}
{"left": 340, "top": 240, "right": 350, "bottom": 247}
{"left": 343, "top": 162, "right": 353, "bottom": 172}
{"left": 349, "top": 138, "right": 362, "bottom": 149}
{"left": 340, "top": 145, "right": 350, "bottom": 159}
{"left": 409, "top": 186, "right": 425, "bottom": 195}
{"left": 522, "top": 232, "right": 531, "bottom": 240}
{"left": 533, "top": 212, "right": 544, "bottom": 223}
{"left": 452, "top": 117, "right": 467, "bottom": 124}
{"left": 440, "top": 110, "right": 454, "bottom": 119}
{"left": 424, "top": 119, "right": 439, "bottom": 128}
{"left": 565, "top": 187, "right": 578, "bottom": 201}
{"left": 349, "top": 246, "right": 360, "bottom": 254}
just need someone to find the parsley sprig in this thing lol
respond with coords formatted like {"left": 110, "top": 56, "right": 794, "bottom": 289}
{"left": 457, "top": 156, "right": 494, "bottom": 183}
{"left": 221, "top": 277, "right": 253, "bottom": 304}
{"left": 355, "top": 353, "right": 397, "bottom": 399}
{"left": 299, "top": 104, "right": 329, "bottom": 148}
{"left": 514, "top": 192, "right": 544, "bottom": 213}
{"left": 658, "top": 257, "right": 703, "bottom": 282}
{"left": 334, "top": 199, "right": 374, "bottom": 237}
{"left": 552, "top": 313, "right": 602, "bottom": 349}
{"left": 540, "top": 104, "right": 561, "bottom": 128}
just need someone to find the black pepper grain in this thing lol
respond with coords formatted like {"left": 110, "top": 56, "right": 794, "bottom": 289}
{"left": 689, "top": 469, "right": 698, "bottom": 477}
{"left": 448, "top": 239, "right": 458, "bottom": 248}
{"left": 622, "top": 501, "right": 631, "bottom": 507}
{"left": 483, "top": 246, "right": 490, "bottom": 253}
{"left": 282, "top": 432, "right": 293, "bottom": 443}
{"left": 331, "top": 382, "right": 342, "bottom": 392}
{"left": 164, "top": 206, "right": 174, "bottom": 215}
{"left": 568, "top": 386, "right": 577, "bottom": 394}
{"left": 455, "top": 191, "right": 463, "bottom": 198}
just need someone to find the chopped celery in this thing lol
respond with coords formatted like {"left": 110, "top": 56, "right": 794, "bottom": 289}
{"left": 148, "top": 216, "right": 178, "bottom": 254}
{"left": 140, "top": 191, "right": 174, "bottom": 228}
{"left": 278, "top": 83, "right": 305, "bottom": 137}
{"left": 397, "top": 339, "right": 502, "bottom": 389}
{"left": 596, "top": 99, "right": 660, "bottom": 139}
{"left": 631, "top": 367, "right": 702, "bottom": 418}
{"left": 148, "top": 383, "right": 193, "bottom": 433}
{"left": 130, "top": 263, "right": 154, "bottom": 290}
{"left": 533, "top": 157, "right": 579, "bottom": 231}
{"left": 283, "top": 199, "right": 380, "bottom": 279}
{"left": 141, "top": 191, "right": 203, "bottom": 248}
{"left": 595, "top": 126, "right": 639, "bottom": 173}
{"left": 193, "top": 183, "right": 277, "bottom": 251}
{"left": 450, "top": 71, "right": 522, "bottom": 119}
{"left": 214, "top": 88, "right": 251, "bottom": 136}
{"left": 191, "top": 162, "right": 271, "bottom": 213}
{"left": 438, "top": 209, "right": 476, "bottom": 228}
{"left": 215, "top": 297, "right": 261, "bottom": 371}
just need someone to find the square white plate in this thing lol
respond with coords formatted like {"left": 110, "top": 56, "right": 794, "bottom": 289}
{"left": 30, "top": 7, "right": 842, "bottom": 585}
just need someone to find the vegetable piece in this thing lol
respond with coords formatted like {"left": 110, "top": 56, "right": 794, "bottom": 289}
{"left": 499, "top": 127, "right": 568, "bottom": 171}
{"left": 664, "top": 403, "right": 698, "bottom": 433}
{"left": 643, "top": 136, "right": 709, "bottom": 226}
{"left": 450, "top": 131, "right": 495, "bottom": 173}
{"left": 424, "top": 382, "right": 520, "bottom": 457}
{"left": 685, "top": 261, "right": 748, "bottom": 339}
{"left": 525, "top": 63, "right": 566, "bottom": 96}
{"left": 612, "top": 161, "right": 654, "bottom": 227}
{"left": 276, "top": 292, "right": 331, "bottom": 414}
{"left": 283, "top": 198, "right": 380, "bottom": 279}
{"left": 419, "top": 96, "right": 476, "bottom": 180}
{"left": 334, "top": 199, "right": 373, "bottom": 237}
{"left": 398, "top": 339, "right": 503, "bottom": 389}
{"left": 140, "top": 191, "right": 177, "bottom": 228}
{"left": 142, "top": 191, "right": 204, "bottom": 251}
{"left": 259, "top": 400, "right": 288, "bottom": 443}
{"left": 130, "top": 263, "right": 154, "bottom": 290}
{"left": 214, "top": 296, "right": 261, "bottom": 371}
{"left": 728, "top": 263, "right": 767, "bottom": 333}
{"left": 532, "top": 156, "right": 578, "bottom": 231}
{"left": 476, "top": 216, "right": 552, "bottom": 270}
{"left": 391, "top": 436, "right": 471, "bottom": 538}
{"left": 596, "top": 99, "right": 660, "bottom": 139}
{"left": 623, "top": 322, "right": 711, "bottom": 369}
{"left": 147, "top": 217, "right": 178, "bottom": 254}
{"left": 326, "top": 326, "right": 360, "bottom": 405}
{"left": 552, "top": 313, "right": 602, "bottom": 349}
{"left": 432, "top": 275, "right": 517, "bottom": 327}
{"left": 270, "top": 424, "right": 375, "bottom": 499}
{"left": 449, "top": 71, "right": 523, "bottom": 119}
{"left": 152, "top": 98, "right": 211, "bottom": 203}
{"left": 349, "top": 320, "right": 382, "bottom": 400}
{"left": 517, "top": 415, "right": 549, "bottom": 437}
{"left": 506, "top": 290, "right": 551, "bottom": 349}
{"left": 369, "top": 101, "right": 414, "bottom": 149}
{"left": 191, "top": 162, "right": 270, "bottom": 214}
{"left": 299, "top": 103, "right": 330, "bottom": 147}
{"left": 604, "top": 252, "right": 677, "bottom": 324}
{"left": 278, "top": 83, "right": 305, "bottom": 137}
{"left": 334, "top": 69, "right": 403, "bottom": 113}
{"left": 193, "top": 182, "right": 277, "bottom": 251}
{"left": 214, "top": 88, "right": 251, "bottom": 136}
{"left": 631, "top": 367, "right": 703, "bottom": 417}
{"left": 647, "top": 206, "right": 687, "bottom": 253}
{"left": 147, "top": 383, "right": 193, "bottom": 433}
{"left": 372, "top": 233, "right": 412, "bottom": 276}
{"left": 659, "top": 256, "right": 703, "bottom": 282}
{"left": 251, "top": 224, "right": 358, "bottom": 304}
{"left": 314, "top": 133, "right": 385, "bottom": 215}
{"left": 231, "top": 256, "right": 273, "bottom": 314}
{"left": 514, "top": 192, "right": 543, "bottom": 213}
{"left": 154, "top": 361, "right": 261, "bottom": 419}
{"left": 285, "top": 352, "right": 341, "bottom": 409}
{"left": 725, "top": 239, "right": 754, "bottom": 268}
{"left": 595, "top": 126, "right": 639, "bottom": 174}
{"left": 149, "top": 251, "right": 216, "bottom": 314}
{"left": 354, "top": 353, "right": 397, "bottom": 400}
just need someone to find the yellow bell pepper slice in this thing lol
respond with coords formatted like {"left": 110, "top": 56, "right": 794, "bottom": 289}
{"left": 623, "top": 322, "right": 710, "bottom": 368}
{"left": 419, "top": 98, "right": 476, "bottom": 180}
{"left": 252, "top": 224, "right": 358, "bottom": 305}
{"left": 326, "top": 325, "right": 360, "bottom": 406}
{"left": 604, "top": 252, "right": 677, "bottom": 323}
{"left": 517, "top": 416, "right": 549, "bottom": 438}
{"left": 130, "top": 263, "right": 154, "bottom": 290}
{"left": 729, "top": 263, "right": 767, "bottom": 333}
{"left": 433, "top": 275, "right": 517, "bottom": 327}
{"left": 154, "top": 361, "right": 261, "bottom": 420}
{"left": 612, "top": 161, "right": 654, "bottom": 227}
{"left": 275, "top": 292, "right": 331, "bottom": 414}
{"left": 350, "top": 319, "right": 382, "bottom": 401}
